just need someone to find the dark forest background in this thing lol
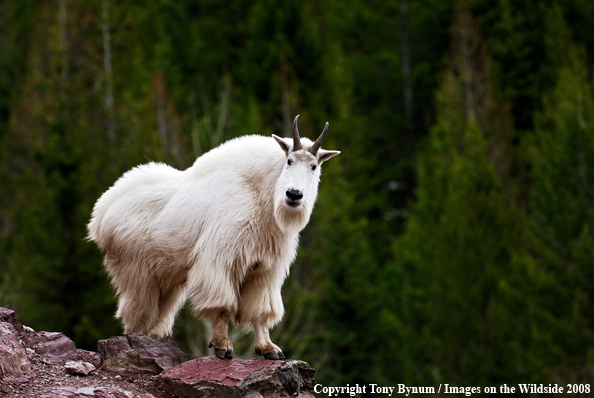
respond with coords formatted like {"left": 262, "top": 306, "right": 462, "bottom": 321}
{"left": 2, "top": 0, "right": 594, "bottom": 391}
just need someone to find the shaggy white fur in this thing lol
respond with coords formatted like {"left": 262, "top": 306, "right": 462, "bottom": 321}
{"left": 88, "top": 126, "right": 339, "bottom": 359}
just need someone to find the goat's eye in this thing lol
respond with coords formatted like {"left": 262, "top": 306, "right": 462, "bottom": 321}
{"left": 311, "top": 164, "right": 317, "bottom": 171}
{"left": 287, "top": 159, "right": 293, "bottom": 166}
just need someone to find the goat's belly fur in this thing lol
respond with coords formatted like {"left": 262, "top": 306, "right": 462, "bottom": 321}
{"left": 88, "top": 151, "right": 298, "bottom": 336}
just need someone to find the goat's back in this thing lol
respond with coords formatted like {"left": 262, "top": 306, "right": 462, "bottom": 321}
{"left": 90, "top": 163, "right": 181, "bottom": 241}
{"left": 88, "top": 135, "right": 290, "bottom": 263}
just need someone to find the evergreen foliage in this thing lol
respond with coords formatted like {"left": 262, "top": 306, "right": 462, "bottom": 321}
{"left": 1, "top": 0, "right": 593, "bottom": 388}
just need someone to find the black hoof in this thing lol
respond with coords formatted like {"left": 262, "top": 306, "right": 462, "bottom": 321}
{"left": 215, "top": 348, "right": 233, "bottom": 359}
{"left": 263, "top": 350, "right": 285, "bottom": 360}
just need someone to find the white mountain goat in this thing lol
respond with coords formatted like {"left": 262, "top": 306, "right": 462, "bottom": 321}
{"left": 88, "top": 115, "right": 340, "bottom": 360}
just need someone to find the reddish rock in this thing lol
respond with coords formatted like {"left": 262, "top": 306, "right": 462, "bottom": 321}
{"left": 0, "top": 307, "right": 318, "bottom": 397}
{"left": 0, "top": 307, "right": 23, "bottom": 332}
{"left": 158, "top": 357, "right": 316, "bottom": 398}
{"left": 72, "top": 348, "right": 103, "bottom": 368}
{"left": 98, "top": 334, "right": 187, "bottom": 375}
{"left": 0, "top": 307, "right": 174, "bottom": 397}
{"left": 0, "top": 322, "right": 31, "bottom": 378}
{"left": 30, "top": 331, "right": 77, "bottom": 362}
{"left": 0, "top": 308, "right": 99, "bottom": 366}
{"left": 40, "top": 386, "right": 156, "bottom": 398}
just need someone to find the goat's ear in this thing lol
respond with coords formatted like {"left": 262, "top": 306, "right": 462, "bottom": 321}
{"left": 272, "top": 134, "right": 290, "bottom": 156}
{"left": 318, "top": 149, "right": 341, "bottom": 164}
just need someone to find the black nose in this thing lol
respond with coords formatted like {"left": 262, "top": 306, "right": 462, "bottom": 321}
{"left": 286, "top": 189, "right": 303, "bottom": 201}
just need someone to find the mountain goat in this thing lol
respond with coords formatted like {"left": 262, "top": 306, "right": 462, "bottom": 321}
{"left": 88, "top": 115, "right": 340, "bottom": 360}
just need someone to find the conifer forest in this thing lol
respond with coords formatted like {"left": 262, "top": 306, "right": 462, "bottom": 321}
{"left": 2, "top": 0, "right": 594, "bottom": 391}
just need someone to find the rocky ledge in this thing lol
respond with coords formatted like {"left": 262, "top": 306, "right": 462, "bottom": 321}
{"left": 0, "top": 307, "right": 316, "bottom": 397}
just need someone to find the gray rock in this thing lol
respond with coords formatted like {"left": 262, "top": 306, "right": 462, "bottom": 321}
{"left": 158, "top": 357, "right": 316, "bottom": 398}
{"left": 98, "top": 334, "right": 187, "bottom": 375}
{"left": 0, "top": 322, "right": 31, "bottom": 378}
{"left": 64, "top": 360, "right": 96, "bottom": 376}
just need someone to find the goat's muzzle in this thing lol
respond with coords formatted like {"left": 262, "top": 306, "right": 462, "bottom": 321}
{"left": 285, "top": 189, "right": 303, "bottom": 207}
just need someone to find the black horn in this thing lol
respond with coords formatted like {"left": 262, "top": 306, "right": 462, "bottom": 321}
{"left": 293, "top": 115, "right": 302, "bottom": 151}
{"left": 309, "top": 122, "right": 328, "bottom": 155}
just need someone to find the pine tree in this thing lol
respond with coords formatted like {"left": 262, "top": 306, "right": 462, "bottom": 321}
{"left": 379, "top": 0, "right": 523, "bottom": 385}
{"left": 525, "top": 44, "right": 594, "bottom": 382}
{"left": 0, "top": 0, "right": 123, "bottom": 347}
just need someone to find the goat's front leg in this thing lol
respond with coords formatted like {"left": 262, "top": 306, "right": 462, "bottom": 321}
{"left": 254, "top": 316, "right": 285, "bottom": 360}
{"left": 209, "top": 309, "right": 234, "bottom": 359}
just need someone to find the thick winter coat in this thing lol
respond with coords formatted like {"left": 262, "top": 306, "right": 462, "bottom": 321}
{"left": 88, "top": 116, "right": 339, "bottom": 359}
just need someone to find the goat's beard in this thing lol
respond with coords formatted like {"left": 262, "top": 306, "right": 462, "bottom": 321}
{"left": 274, "top": 201, "right": 311, "bottom": 233}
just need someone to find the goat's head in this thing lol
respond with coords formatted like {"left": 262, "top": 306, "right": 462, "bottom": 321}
{"left": 272, "top": 115, "right": 340, "bottom": 232}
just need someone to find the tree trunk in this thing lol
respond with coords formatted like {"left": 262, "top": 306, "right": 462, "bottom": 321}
{"left": 102, "top": 0, "right": 115, "bottom": 144}
{"left": 400, "top": 0, "right": 414, "bottom": 142}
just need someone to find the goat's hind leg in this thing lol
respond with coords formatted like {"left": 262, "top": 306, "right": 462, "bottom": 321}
{"left": 151, "top": 284, "right": 187, "bottom": 337}
{"left": 105, "top": 255, "right": 159, "bottom": 335}
{"left": 116, "top": 291, "right": 158, "bottom": 335}
{"left": 114, "top": 276, "right": 161, "bottom": 335}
